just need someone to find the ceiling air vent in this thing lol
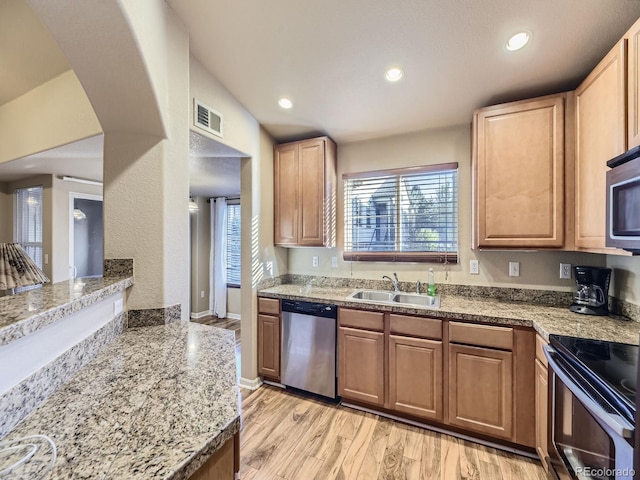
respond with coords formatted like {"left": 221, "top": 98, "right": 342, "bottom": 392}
{"left": 194, "top": 99, "right": 223, "bottom": 138}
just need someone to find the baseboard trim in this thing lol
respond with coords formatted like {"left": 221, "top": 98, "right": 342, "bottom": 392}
{"left": 341, "top": 402, "right": 538, "bottom": 460}
{"left": 190, "top": 310, "right": 212, "bottom": 319}
{"left": 239, "top": 377, "right": 263, "bottom": 390}
{"left": 226, "top": 313, "right": 241, "bottom": 320}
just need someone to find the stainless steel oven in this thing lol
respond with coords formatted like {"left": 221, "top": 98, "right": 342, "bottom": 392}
{"left": 607, "top": 145, "right": 640, "bottom": 253}
{"left": 545, "top": 337, "right": 636, "bottom": 480}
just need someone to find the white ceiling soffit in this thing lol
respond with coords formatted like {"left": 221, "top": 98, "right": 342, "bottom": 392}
{"left": 189, "top": 130, "right": 247, "bottom": 158}
{"left": 0, "top": 135, "right": 103, "bottom": 183}
{"left": 169, "top": 0, "right": 640, "bottom": 143}
{"left": 0, "top": 0, "right": 70, "bottom": 105}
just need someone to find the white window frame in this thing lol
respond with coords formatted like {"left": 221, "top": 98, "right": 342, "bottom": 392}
{"left": 225, "top": 199, "right": 241, "bottom": 286}
{"left": 14, "top": 185, "right": 44, "bottom": 269}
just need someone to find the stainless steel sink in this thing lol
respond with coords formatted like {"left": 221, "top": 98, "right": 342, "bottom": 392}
{"left": 347, "top": 289, "right": 440, "bottom": 309}
{"left": 349, "top": 290, "right": 395, "bottom": 302}
{"left": 393, "top": 293, "right": 440, "bottom": 308}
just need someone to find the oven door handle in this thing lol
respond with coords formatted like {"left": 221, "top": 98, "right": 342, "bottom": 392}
{"left": 544, "top": 345, "right": 634, "bottom": 439}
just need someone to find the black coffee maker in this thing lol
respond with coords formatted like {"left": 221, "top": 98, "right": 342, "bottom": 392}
{"left": 569, "top": 266, "right": 612, "bottom": 316}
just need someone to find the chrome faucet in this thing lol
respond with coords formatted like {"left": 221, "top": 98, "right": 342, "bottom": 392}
{"left": 382, "top": 272, "right": 400, "bottom": 292}
{"left": 416, "top": 280, "right": 421, "bottom": 294}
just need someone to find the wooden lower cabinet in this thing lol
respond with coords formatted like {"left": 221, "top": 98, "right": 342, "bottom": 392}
{"left": 535, "top": 358, "right": 549, "bottom": 471}
{"left": 389, "top": 335, "right": 443, "bottom": 421}
{"left": 449, "top": 344, "right": 513, "bottom": 440}
{"left": 338, "top": 326, "right": 384, "bottom": 406}
{"left": 189, "top": 433, "right": 238, "bottom": 480}
{"left": 258, "top": 314, "right": 280, "bottom": 380}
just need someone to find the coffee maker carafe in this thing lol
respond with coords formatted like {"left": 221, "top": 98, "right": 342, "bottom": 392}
{"left": 569, "top": 266, "right": 612, "bottom": 316}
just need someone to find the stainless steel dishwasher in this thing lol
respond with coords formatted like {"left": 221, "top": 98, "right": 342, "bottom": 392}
{"left": 281, "top": 299, "right": 337, "bottom": 399}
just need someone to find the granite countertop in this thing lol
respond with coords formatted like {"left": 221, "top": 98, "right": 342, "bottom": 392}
{"left": 0, "top": 276, "right": 134, "bottom": 347}
{"left": 0, "top": 322, "right": 240, "bottom": 480}
{"left": 259, "top": 284, "right": 640, "bottom": 345}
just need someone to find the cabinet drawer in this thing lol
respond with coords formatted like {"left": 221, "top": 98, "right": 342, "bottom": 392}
{"left": 535, "top": 334, "right": 548, "bottom": 368}
{"left": 339, "top": 308, "right": 384, "bottom": 331}
{"left": 449, "top": 322, "right": 513, "bottom": 350}
{"left": 390, "top": 314, "right": 442, "bottom": 340}
{"left": 258, "top": 297, "right": 280, "bottom": 315}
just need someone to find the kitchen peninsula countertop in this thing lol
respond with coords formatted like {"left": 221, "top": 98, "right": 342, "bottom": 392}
{"left": 0, "top": 275, "right": 133, "bottom": 347}
{"left": 259, "top": 284, "right": 640, "bottom": 345}
{"left": 1, "top": 322, "right": 240, "bottom": 479}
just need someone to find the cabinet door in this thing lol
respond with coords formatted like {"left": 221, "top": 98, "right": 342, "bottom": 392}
{"left": 338, "top": 326, "right": 384, "bottom": 406}
{"left": 535, "top": 358, "right": 549, "bottom": 471}
{"left": 575, "top": 39, "right": 627, "bottom": 250}
{"left": 298, "top": 138, "right": 326, "bottom": 246}
{"left": 258, "top": 314, "right": 280, "bottom": 380}
{"left": 474, "top": 94, "right": 565, "bottom": 248}
{"left": 449, "top": 344, "right": 513, "bottom": 440}
{"left": 629, "top": 18, "right": 640, "bottom": 149}
{"left": 389, "top": 335, "right": 443, "bottom": 421}
{"left": 274, "top": 144, "right": 299, "bottom": 245}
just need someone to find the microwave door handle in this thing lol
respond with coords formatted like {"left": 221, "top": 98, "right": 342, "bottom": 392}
{"left": 544, "top": 346, "right": 634, "bottom": 439}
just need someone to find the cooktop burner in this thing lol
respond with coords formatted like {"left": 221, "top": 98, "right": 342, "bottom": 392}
{"left": 549, "top": 335, "right": 638, "bottom": 411}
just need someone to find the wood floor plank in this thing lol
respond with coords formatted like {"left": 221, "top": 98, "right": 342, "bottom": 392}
{"left": 378, "top": 423, "right": 408, "bottom": 480}
{"left": 312, "top": 406, "right": 353, "bottom": 461}
{"left": 312, "top": 435, "right": 352, "bottom": 480}
{"left": 403, "top": 425, "right": 424, "bottom": 461}
{"left": 458, "top": 439, "right": 481, "bottom": 480}
{"left": 440, "top": 434, "right": 461, "bottom": 480}
{"left": 401, "top": 456, "right": 421, "bottom": 480}
{"left": 419, "top": 430, "right": 442, "bottom": 479}
{"left": 296, "top": 456, "right": 324, "bottom": 479}
{"left": 474, "top": 444, "right": 503, "bottom": 480}
{"left": 338, "top": 412, "right": 378, "bottom": 480}
{"left": 355, "top": 417, "right": 393, "bottom": 480}
{"left": 338, "top": 406, "right": 366, "bottom": 440}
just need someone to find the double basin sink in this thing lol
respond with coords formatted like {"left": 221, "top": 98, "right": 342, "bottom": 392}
{"left": 347, "top": 289, "right": 440, "bottom": 309}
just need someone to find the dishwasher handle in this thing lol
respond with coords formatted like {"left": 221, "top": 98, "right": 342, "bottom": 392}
{"left": 281, "top": 300, "right": 337, "bottom": 319}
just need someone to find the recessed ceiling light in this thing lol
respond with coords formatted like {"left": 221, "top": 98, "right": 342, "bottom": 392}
{"left": 278, "top": 98, "right": 293, "bottom": 109}
{"left": 385, "top": 67, "right": 404, "bottom": 82}
{"left": 506, "top": 31, "right": 531, "bottom": 51}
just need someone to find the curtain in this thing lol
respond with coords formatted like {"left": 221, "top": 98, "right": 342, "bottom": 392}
{"left": 210, "top": 197, "right": 228, "bottom": 318}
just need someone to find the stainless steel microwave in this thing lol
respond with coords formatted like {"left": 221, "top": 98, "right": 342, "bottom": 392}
{"left": 606, "top": 145, "right": 640, "bottom": 253}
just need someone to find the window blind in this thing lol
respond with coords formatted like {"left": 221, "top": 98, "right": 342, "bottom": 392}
{"left": 343, "top": 163, "right": 458, "bottom": 262}
{"left": 15, "top": 186, "right": 44, "bottom": 268}
{"left": 226, "top": 202, "right": 241, "bottom": 285}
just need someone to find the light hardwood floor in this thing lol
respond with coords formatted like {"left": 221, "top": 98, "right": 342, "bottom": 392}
{"left": 191, "top": 316, "right": 548, "bottom": 479}
{"left": 238, "top": 386, "right": 549, "bottom": 480}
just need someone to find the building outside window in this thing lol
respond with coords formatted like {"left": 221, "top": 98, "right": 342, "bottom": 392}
{"left": 226, "top": 201, "right": 241, "bottom": 286}
{"left": 14, "top": 186, "right": 44, "bottom": 269}
{"left": 344, "top": 163, "right": 458, "bottom": 263}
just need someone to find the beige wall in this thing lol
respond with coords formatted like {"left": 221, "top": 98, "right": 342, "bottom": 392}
{"left": 51, "top": 176, "right": 102, "bottom": 282}
{"left": 0, "top": 70, "right": 101, "bottom": 165}
{"left": 288, "top": 125, "right": 605, "bottom": 291}
{"left": 227, "top": 287, "right": 241, "bottom": 317}
{"left": 0, "top": 182, "right": 11, "bottom": 243}
{"left": 607, "top": 254, "right": 640, "bottom": 306}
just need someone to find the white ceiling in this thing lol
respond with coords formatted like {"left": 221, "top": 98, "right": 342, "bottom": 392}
{"left": 0, "top": 135, "right": 103, "bottom": 183}
{"left": 168, "top": 0, "right": 640, "bottom": 143}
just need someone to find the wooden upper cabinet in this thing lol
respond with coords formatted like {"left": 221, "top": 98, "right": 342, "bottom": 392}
{"left": 628, "top": 17, "right": 640, "bottom": 149}
{"left": 274, "top": 144, "right": 299, "bottom": 246}
{"left": 473, "top": 94, "right": 566, "bottom": 248}
{"left": 575, "top": 39, "right": 627, "bottom": 251}
{"left": 274, "top": 136, "right": 337, "bottom": 247}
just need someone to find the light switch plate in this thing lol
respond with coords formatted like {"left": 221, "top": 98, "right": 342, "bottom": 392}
{"left": 114, "top": 298, "right": 124, "bottom": 315}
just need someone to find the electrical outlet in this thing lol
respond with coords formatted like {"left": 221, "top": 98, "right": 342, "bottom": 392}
{"left": 114, "top": 298, "right": 123, "bottom": 315}
{"left": 509, "top": 261, "right": 520, "bottom": 277}
{"left": 200, "top": 290, "right": 205, "bottom": 298}
{"left": 331, "top": 256, "right": 338, "bottom": 268}
{"left": 44, "top": 254, "right": 49, "bottom": 265}
{"left": 469, "top": 259, "right": 479, "bottom": 275}
{"left": 312, "top": 256, "right": 319, "bottom": 267}
{"left": 560, "top": 263, "right": 572, "bottom": 279}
